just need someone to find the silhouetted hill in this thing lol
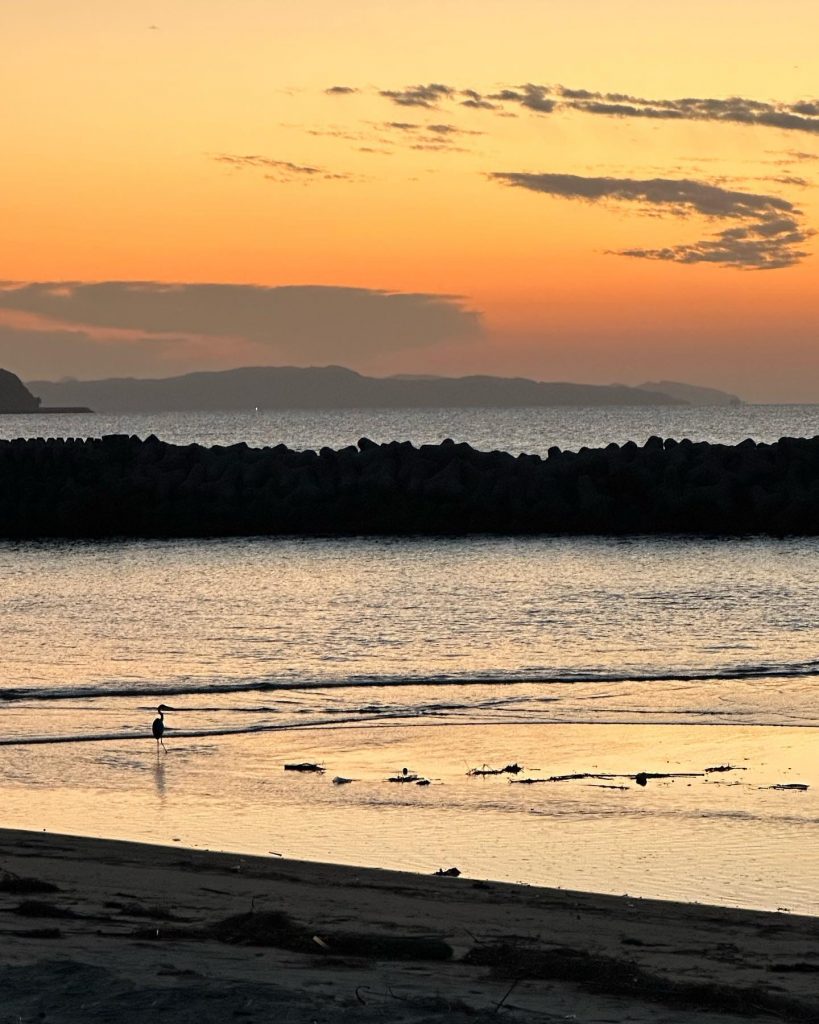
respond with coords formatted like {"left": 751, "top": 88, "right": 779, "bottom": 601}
{"left": 0, "top": 369, "right": 41, "bottom": 412}
{"left": 638, "top": 380, "right": 743, "bottom": 406}
{"left": 27, "top": 366, "right": 686, "bottom": 413}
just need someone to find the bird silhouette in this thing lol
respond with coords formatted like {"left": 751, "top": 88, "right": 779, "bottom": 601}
{"left": 152, "top": 705, "right": 172, "bottom": 753}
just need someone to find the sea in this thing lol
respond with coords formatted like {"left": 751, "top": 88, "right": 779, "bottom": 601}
{"left": 0, "top": 406, "right": 816, "bottom": 914}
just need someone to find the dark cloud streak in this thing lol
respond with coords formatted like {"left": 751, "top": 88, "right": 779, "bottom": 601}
{"left": 0, "top": 283, "right": 484, "bottom": 365}
{"left": 490, "top": 172, "right": 812, "bottom": 269}
{"left": 214, "top": 153, "right": 354, "bottom": 183}
{"left": 373, "top": 79, "right": 819, "bottom": 137}
{"left": 378, "top": 83, "right": 455, "bottom": 108}
{"left": 375, "top": 121, "right": 481, "bottom": 152}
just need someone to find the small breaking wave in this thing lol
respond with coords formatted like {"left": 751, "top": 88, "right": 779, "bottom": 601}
{"left": 1, "top": 658, "right": 818, "bottom": 705}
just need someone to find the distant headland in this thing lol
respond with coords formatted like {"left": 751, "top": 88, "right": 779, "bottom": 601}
{"left": 24, "top": 366, "right": 742, "bottom": 413}
{"left": 0, "top": 369, "right": 91, "bottom": 414}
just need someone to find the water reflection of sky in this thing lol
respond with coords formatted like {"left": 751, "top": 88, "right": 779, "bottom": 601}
{"left": 0, "top": 723, "right": 815, "bottom": 915}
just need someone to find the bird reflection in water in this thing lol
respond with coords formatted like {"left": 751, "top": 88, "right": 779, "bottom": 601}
{"left": 152, "top": 755, "right": 167, "bottom": 801}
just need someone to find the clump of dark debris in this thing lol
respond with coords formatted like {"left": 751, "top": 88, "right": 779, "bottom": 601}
{"left": 136, "top": 908, "right": 453, "bottom": 963}
{"left": 0, "top": 871, "right": 59, "bottom": 895}
{"left": 464, "top": 942, "right": 819, "bottom": 1021}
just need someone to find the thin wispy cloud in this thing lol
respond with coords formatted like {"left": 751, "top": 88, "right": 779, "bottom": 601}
{"left": 767, "top": 149, "right": 819, "bottom": 163}
{"left": 375, "top": 120, "right": 481, "bottom": 151}
{"left": 305, "top": 127, "right": 367, "bottom": 141}
{"left": 490, "top": 173, "right": 813, "bottom": 269}
{"left": 759, "top": 175, "right": 810, "bottom": 187}
{"left": 213, "top": 153, "right": 355, "bottom": 183}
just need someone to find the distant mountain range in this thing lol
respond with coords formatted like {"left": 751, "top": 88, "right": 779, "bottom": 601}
{"left": 22, "top": 366, "right": 743, "bottom": 413}
{"left": 636, "top": 380, "right": 742, "bottom": 407}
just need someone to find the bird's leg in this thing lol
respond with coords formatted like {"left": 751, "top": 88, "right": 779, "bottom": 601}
{"left": 161, "top": 737, "right": 167, "bottom": 753}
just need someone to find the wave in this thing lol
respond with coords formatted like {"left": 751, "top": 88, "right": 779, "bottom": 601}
{"left": 1, "top": 707, "right": 816, "bottom": 748}
{"left": 0, "top": 709, "right": 470, "bottom": 746}
{"left": 2, "top": 659, "right": 818, "bottom": 705}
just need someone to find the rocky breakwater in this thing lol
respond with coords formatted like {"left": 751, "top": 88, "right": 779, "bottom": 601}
{"left": 1, "top": 433, "right": 818, "bottom": 538}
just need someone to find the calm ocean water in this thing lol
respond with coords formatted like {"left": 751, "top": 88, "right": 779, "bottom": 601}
{"left": 4, "top": 402, "right": 819, "bottom": 453}
{"left": 0, "top": 406, "right": 816, "bottom": 912}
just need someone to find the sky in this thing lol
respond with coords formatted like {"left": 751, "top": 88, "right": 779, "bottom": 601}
{"left": 2, "top": 0, "right": 819, "bottom": 401}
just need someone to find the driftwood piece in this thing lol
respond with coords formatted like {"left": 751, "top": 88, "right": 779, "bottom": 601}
{"left": 284, "top": 762, "right": 325, "bottom": 773}
{"left": 634, "top": 772, "right": 704, "bottom": 786}
{"left": 704, "top": 765, "right": 747, "bottom": 774}
{"left": 511, "top": 770, "right": 705, "bottom": 787}
{"left": 467, "top": 762, "right": 525, "bottom": 777}
{"left": 763, "top": 783, "right": 809, "bottom": 791}
{"left": 547, "top": 773, "right": 615, "bottom": 783}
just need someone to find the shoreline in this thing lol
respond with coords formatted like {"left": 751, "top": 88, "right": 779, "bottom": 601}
{"left": 0, "top": 827, "right": 816, "bottom": 1022}
{"left": 1, "top": 721, "right": 815, "bottom": 916}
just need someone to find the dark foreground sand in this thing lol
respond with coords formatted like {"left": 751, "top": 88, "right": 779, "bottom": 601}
{"left": 0, "top": 828, "right": 816, "bottom": 1023}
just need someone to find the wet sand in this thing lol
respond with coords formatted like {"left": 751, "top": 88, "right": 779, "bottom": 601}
{"left": 0, "top": 828, "right": 816, "bottom": 1022}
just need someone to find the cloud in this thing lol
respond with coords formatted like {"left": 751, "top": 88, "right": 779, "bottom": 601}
{"left": 0, "top": 326, "right": 212, "bottom": 380}
{"left": 379, "top": 121, "right": 478, "bottom": 136}
{"left": 372, "top": 80, "right": 819, "bottom": 137}
{"left": 214, "top": 154, "right": 355, "bottom": 183}
{"left": 325, "top": 85, "right": 357, "bottom": 95}
{"left": 559, "top": 91, "right": 819, "bottom": 135}
{"left": 305, "top": 127, "right": 366, "bottom": 141}
{"left": 378, "top": 83, "right": 455, "bottom": 108}
{"left": 427, "top": 123, "right": 478, "bottom": 136}
{"left": 617, "top": 219, "right": 809, "bottom": 270}
{"left": 490, "top": 173, "right": 791, "bottom": 217}
{"left": 0, "top": 283, "right": 484, "bottom": 373}
{"left": 752, "top": 174, "right": 810, "bottom": 186}
{"left": 489, "top": 173, "right": 812, "bottom": 269}
{"left": 375, "top": 121, "right": 481, "bottom": 152}
{"left": 460, "top": 89, "right": 499, "bottom": 111}
{"left": 768, "top": 149, "right": 819, "bottom": 163}
{"left": 487, "top": 84, "right": 557, "bottom": 114}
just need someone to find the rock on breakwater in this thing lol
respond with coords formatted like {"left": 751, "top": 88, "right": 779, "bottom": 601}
{"left": 0, "top": 433, "right": 818, "bottom": 537}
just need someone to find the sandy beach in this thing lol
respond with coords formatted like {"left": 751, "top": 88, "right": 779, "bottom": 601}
{"left": 0, "top": 828, "right": 816, "bottom": 1023}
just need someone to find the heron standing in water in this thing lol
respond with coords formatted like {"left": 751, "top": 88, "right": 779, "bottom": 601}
{"left": 152, "top": 705, "right": 172, "bottom": 753}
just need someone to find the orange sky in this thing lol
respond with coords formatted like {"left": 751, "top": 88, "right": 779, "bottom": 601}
{"left": 2, "top": 0, "right": 819, "bottom": 400}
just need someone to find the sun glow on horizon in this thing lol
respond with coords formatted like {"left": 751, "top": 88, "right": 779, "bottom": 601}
{"left": 3, "top": 0, "right": 819, "bottom": 399}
